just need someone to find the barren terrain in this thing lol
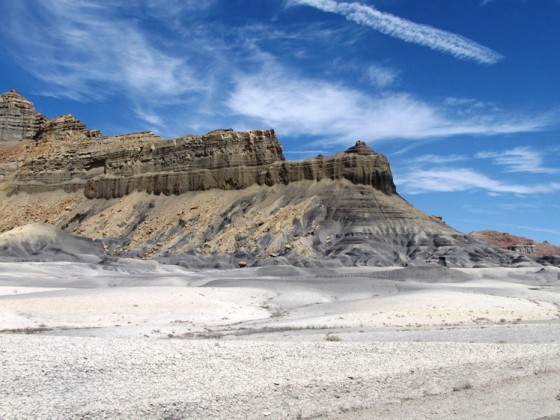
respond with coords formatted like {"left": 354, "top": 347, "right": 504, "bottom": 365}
{"left": 1, "top": 259, "right": 559, "bottom": 419}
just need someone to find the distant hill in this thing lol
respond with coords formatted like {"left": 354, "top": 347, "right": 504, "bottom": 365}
{"left": 470, "top": 230, "right": 560, "bottom": 257}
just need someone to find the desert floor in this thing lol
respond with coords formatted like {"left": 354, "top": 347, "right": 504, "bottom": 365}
{"left": 1, "top": 261, "right": 559, "bottom": 418}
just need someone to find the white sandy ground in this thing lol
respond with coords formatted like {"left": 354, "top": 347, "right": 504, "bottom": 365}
{"left": 0, "top": 262, "right": 559, "bottom": 418}
{"left": 1, "top": 263, "right": 558, "bottom": 339}
{"left": 0, "top": 337, "right": 559, "bottom": 419}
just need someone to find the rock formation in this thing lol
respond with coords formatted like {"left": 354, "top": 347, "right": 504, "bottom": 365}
{"left": 471, "top": 230, "right": 560, "bottom": 259}
{"left": 0, "top": 89, "right": 533, "bottom": 268}
{"left": 6, "top": 128, "right": 395, "bottom": 199}
{"left": 34, "top": 114, "right": 99, "bottom": 142}
{"left": 0, "top": 90, "right": 47, "bottom": 143}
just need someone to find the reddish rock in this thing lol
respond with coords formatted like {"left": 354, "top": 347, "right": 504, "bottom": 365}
{"left": 471, "top": 230, "right": 560, "bottom": 257}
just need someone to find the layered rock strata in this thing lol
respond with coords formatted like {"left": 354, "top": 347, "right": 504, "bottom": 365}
{"left": 8, "top": 128, "right": 395, "bottom": 199}
{"left": 0, "top": 90, "right": 528, "bottom": 267}
{"left": 0, "top": 90, "right": 47, "bottom": 143}
{"left": 471, "top": 230, "right": 560, "bottom": 258}
{"left": 34, "top": 114, "right": 100, "bottom": 141}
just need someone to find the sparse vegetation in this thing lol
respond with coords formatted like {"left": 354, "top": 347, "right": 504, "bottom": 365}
{"left": 452, "top": 381, "right": 472, "bottom": 391}
{"left": 181, "top": 331, "right": 223, "bottom": 339}
{"left": 270, "top": 309, "right": 285, "bottom": 318}
{"left": 0, "top": 326, "right": 52, "bottom": 334}
{"left": 325, "top": 333, "right": 342, "bottom": 342}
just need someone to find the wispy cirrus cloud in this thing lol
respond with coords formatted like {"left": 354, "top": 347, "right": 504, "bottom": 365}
{"left": 2, "top": 0, "right": 206, "bottom": 102}
{"left": 0, "top": 0, "right": 230, "bottom": 134}
{"left": 1, "top": 0, "right": 552, "bottom": 144}
{"left": 403, "top": 154, "right": 467, "bottom": 165}
{"left": 395, "top": 146, "right": 560, "bottom": 197}
{"left": 396, "top": 167, "right": 560, "bottom": 195}
{"left": 227, "top": 68, "right": 434, "bottom": 143}
{"left": 227, "top": 67, "right": 550, "bottom": 144}
{"left": 290, "top": 0, "right": 503, "bottom": 64}
{"left": 365, "top": 64, "right": 398, "bottom": 88}
{"left": 476, "top": 147, "right": 559, "bottom": 174}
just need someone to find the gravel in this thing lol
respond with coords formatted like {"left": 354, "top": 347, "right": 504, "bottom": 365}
{"left": 1, "top": 336, "right": 559, "bottom": 419}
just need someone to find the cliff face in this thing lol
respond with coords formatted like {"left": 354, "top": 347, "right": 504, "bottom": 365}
{"left": 85, "top": 139, "right": 396, "bottom": 199}
{"left": 7, "top": 126, "right": 395, "bottom": 199}
{"left": 0, "top": 90, "right": 47, "bottom": 143}
{"left": 0, "top": 90, "right": 524, "bottom": 267}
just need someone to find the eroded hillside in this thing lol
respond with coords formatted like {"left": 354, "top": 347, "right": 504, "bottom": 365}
{"left": 0, "top": 89, "right": 526, "bottom": 267}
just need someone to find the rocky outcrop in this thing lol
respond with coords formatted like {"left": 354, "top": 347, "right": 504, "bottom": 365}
{"left": 34, "top": 114, "right": 100, "bottom": 141}
{"left": 7, "top": 128, "right": 281, "bottom": 195}
{"left": 471, "top": 230, "right": 560, "bottom": 258}
{"left": 0, "top": 90, "right": 529, "bottom": 268}
{"left": 0, "top": 90, "right": 47, "bottom": 142}
{"left": 470, "top": 230, "right": 534, "bottom": 253}
{"left": 5, "top": 126, "right": 395, "bottom": 199}
{"left": 84, "top": 138, "right": 396, "bottom": 199}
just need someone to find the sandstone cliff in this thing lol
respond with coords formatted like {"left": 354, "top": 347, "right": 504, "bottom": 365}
{"left": 0, "top": 90, "right": 526, "bottom": 268}
{"left": 7, "top": 127, "right": 395, "bottom": 199}
{"left": 0, "top": 90, "right": 47, "bottom": 143}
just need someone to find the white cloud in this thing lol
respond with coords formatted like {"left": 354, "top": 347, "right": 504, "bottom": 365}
{"left": 2, "top": 0, "right": 552, "bottom": 143}
{"left": 4, "top": 0, "right": 204, "bottom": 103}
{"left": 403, "top": 154, "right": 467, "bottom": 165}
{"left": 227, "top": 70, "right": 434, "bottom": 142}
{"left": 226, "top": 67, "right": 549, "bottom": 144}
{"left": 365, "top": 64, "right": 398, "bottom": 88}
{"left": 291, "top": 0, "right": 503, "bottom": 64}
{"left": 476, "top": 147, "right": 559, "bottom": 174}
{"left": 137, "top": 0, "right": 217, "bottom": 14}
{"left": 396, "top": 167, "right": 560, "bottom": 195}
{"left": 134, "top": 109, "right": 164, "bottom": 128}
{"left": 444, "top": 97, "right": 490, "bottom": 109}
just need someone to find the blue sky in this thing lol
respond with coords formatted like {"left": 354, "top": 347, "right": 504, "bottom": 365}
{"left": 1, "top": 0, "right": 559, "bottom": 244}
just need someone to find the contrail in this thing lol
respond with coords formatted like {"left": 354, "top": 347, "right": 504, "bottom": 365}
{"left": 292, "top": 0, "right": 503, "bottom": 64}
